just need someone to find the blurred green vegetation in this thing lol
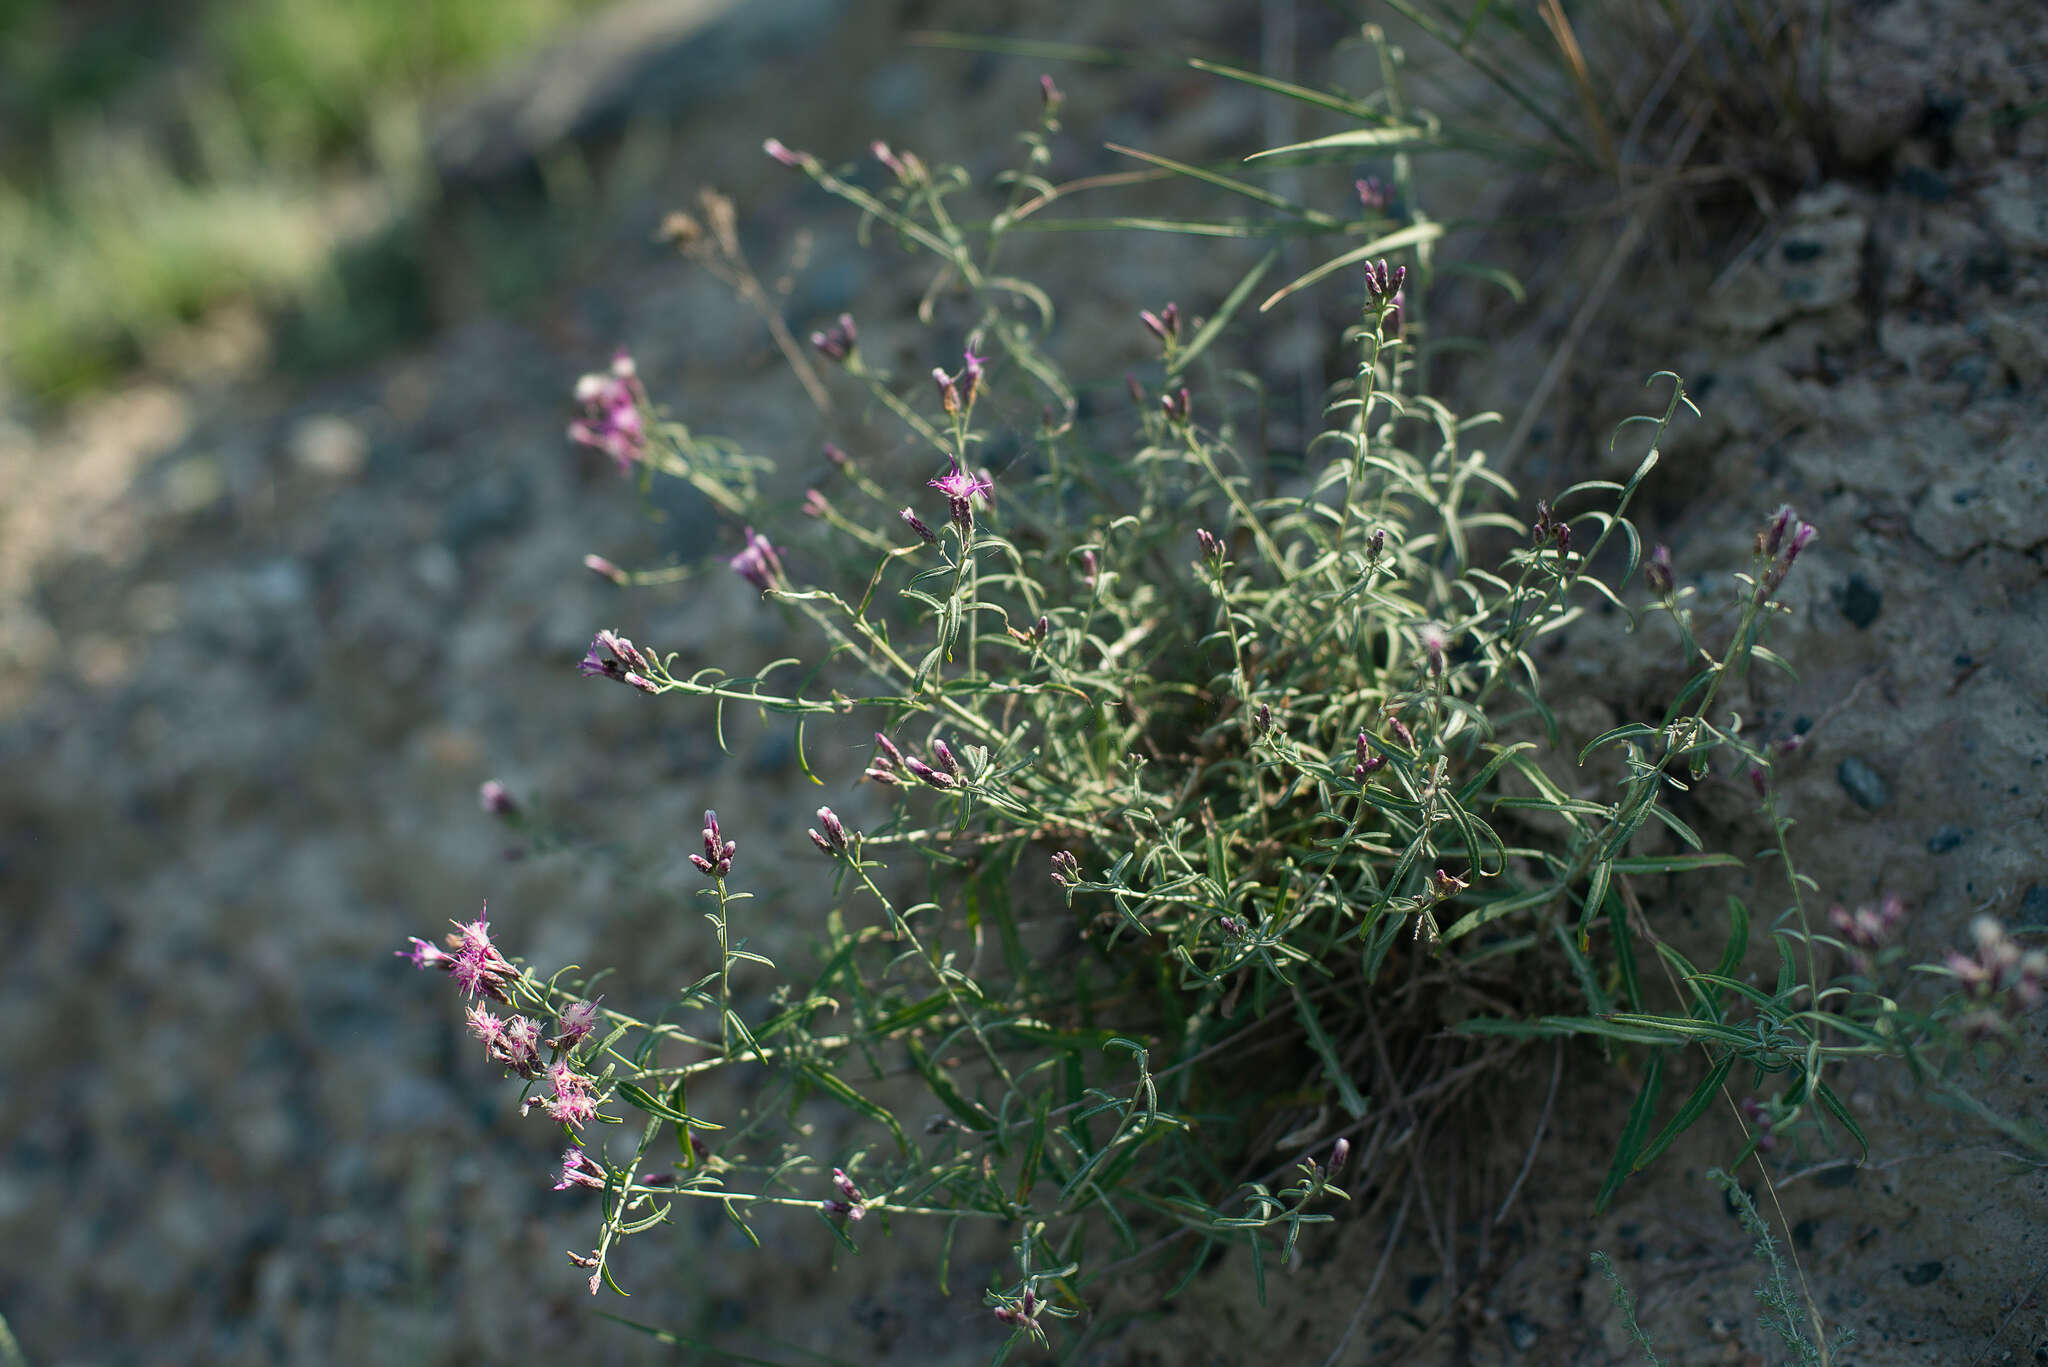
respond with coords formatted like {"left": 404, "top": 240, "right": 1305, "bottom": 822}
{"left": 0, "top": 0, "right": 610, "bottom": 400}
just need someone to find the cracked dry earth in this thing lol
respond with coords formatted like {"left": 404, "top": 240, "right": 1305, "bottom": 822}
{"left": 3, "top": 0, "right": 2046, "bottom": 1364}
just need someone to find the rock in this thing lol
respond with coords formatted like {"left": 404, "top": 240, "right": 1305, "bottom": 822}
{"left": 1902, "top": 1260, "right": 1944, "bottom": 1287}
{"left": 1926, "top": 826, "right": 1969, "bottom": 854}
{"left": 1980, "top": 171, "right": 2048, "bottom": 255}
{"left": 2017, "top": 884, "right": 2048, "bottom": 927}
{"left": 288, "top": 415, "right": 368, "bottom": 480}
{"left": 1828, "top": 64, "right": 1925, "bottom": 166}
{"left": 1985, "top": 311, "right": 2048, "bottom": 388}
{"left": 1911, "top": 439, "right": 2048, "bottom": 557}
{"left": 1896, "top": 165, "right": 1952, "bottom": 203}
{"left": 1503, "top": 1312, "right": 1543, "bottom": 1352}
{"left": 1837, "top": 573, "right": 1882, "bottom": 628}
{"left": 430, "top": 0, "right": 846, "bottom": 185}
{"left": 1838, "top": 756, "right": 1891, "bottom": 811}
{"left": 1710, "top": 185, "right": 1866, "bottom": 336}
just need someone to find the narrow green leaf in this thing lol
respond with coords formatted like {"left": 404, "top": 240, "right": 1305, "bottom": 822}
{"left": 1596, "top": 1054, "right": 1664, "bottom": 1212}
{"left": 1294, "top": 986, "right": 1370, "bottom": 1118}
{"left": 800, "top": 1062, "right": 910, "bottom": 1153}
{"left": 1607, "top": 892, "right": 1642, "bottom": 1010}
{"left": 1169, "top": 248, "right": 1278, "bottom": 382}
{"left": 1577, "top": 724, "right": 1658, "bottom": 765}
{"left": 1187, "top": 56, "right": 1383, "bottom": 121}
{"left": 1440, "top": 881, "right": 1557, "bottom": 941}
{"left": 1258, "top": 222, "right": 1447, "bottom": 312}
{"left": 617, "top": 1081, "right": 722, "bottom": 1130}
{"left": 1245, "top": 125, "right": 1441, "bottom": 159}
{"left": 1603, "top": 1013, "right": 1754, "bottom": 1048}
{"left": 1635, "top": 1055, "right": 1733, "bottom": 1169}
{"left": 1107, "top": 145, "right": 1336, "bottom": 226}
{"left": 1813, "top": 1080, "right": 1868, "bottom": 1161}
{"left": 1607, "top": 853, "right": 1743, "bottom": 875}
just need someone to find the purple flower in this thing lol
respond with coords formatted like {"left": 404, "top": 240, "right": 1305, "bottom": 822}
{"left": 871, "top": 141, "right": 926, "bottom": 186}
{"left": 1352, "top": 730, "right": 1384, "bottom": 781}
{"left": 1140, "top": 302, "right": 1179, "bottom": 344}
{"left": 903, "top": 755, "right": 955, "bottom": 789}
{"left": 398, "top": 936, "right": 455, "bottom": 971}
{"left": 763, "top": 138, "right": 807, "bottom": 169}
{"left": 1356, "top": 176, "right": 1391, "bottom": 212}
{"left": 1363, "top": 258, "right": 1405, "bottom": 307}
{"left": 931, "top": 739, "right": 962, "bottom": 776}
{"left": 900, "top": 507, "right": 937, "bottom": 545}
{"left": 554, "top": 1147, "right": 606, "bottom": 1191}
{"left": 929, "top": 461, "right": 993, "bottom": 530}
{"left": 959, "top": 347, "right": 987, "bottom": 406}
{"left": 1050, "top": 851, "right": 1081, "bottom": 888}
{"left": 810, "top": 806, "right": 850, "bottom": 856}
{"left": 1417, "top": 623, "right": 1447, "bottom": 678}
{"left": 1039, "top": 74, "right": 1064, "bottom": 113}
{"left": 810, "top": 314, "right": 858, "bottom": 364}
{"left": 1756, "top": 506, "right": 1818, "bottom": 602}
{"left": 828, "top": 1167, "right": 867, "bottom": 1220}
{"left": 447, "top": 904, "right": 518, "bottom": 1003}
{"left": 542, "top": 1061, "right": 599, "bottom": 1128}
{"left": 1645, "top": 544, "right": 1674, "bottom": 595}
{"left": 551, "top": 998, "right": 602, "bottom": 1051}
{"left": 568, "top": 351, "right": 647, "bottom": 475}
{"left": 729, "top": 527, "right": 784, "bottom": 593}
{"left": 690, "top": 809, "right": 736, "bottom": 878}
{"left": 865, "top": 732, "right": 906, "bottom": 786}
{"left": 479, "top": 780, "right": 517, "bottom": 818}
{"left": 583, "top": 554, "right": 628, "bottom": 585}
{"left": 802, "top": 489, "right": 831, "bottom": 519}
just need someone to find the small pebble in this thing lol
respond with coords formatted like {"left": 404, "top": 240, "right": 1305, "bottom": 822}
{"left": 1838, "top": 757, "right": 1891, "bottom": 811}
{"left": 1926, "top": 826, "right": 1969, "bottom": 854}
{"left": 1902, "top": 1260, "right": 1944, "bottom": 1286}
{"left": 1897, "top": 166, "right": 1952, "bottom": 202}
{"left": 1838, "top": 573, "right": 1882, "bottom": 629}
{"left": 1502, "top": 1313, "right": 1542, "bottom": 1352}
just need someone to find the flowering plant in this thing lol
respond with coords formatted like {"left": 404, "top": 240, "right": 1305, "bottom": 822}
{"left": 399, "top": 68, "right": 2044, "bottom": 1357}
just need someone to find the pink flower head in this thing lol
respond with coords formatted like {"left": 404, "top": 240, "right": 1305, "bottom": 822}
{"left": 579, "top": 629, "right": 653, "bottom": 687}
{"left": 690, "top": 809, "right": 736, "bottom": 878}
{"left": 729, "top": 527, "right": 784, "bottom": 593}
{"left": 959, "top": 347, "right": 987, "bottom": 406}
{"left": 553, "top": 1146, "right": 606, "bottom": 1191}
{"left": 550, "top": 997, "right": 602, "bottom": 1051}
{"left": 398, "top": 936, "right": 455, "bottom": 971}
{"left": 568, "top": 352, "right": 647, "bottom": 475}
{"left": 448, "top": 904, "right": 519, "bottom": 1003}
{"left": 929, "top": 461, "right": 993, "bottom": 530}
{"left": 466, "top": 1002, "right": 507, "bottom": 1049}
{"left": 810, "top": 314, "right": 858, "bottom": 363}
{"left": 1139, "top": 303, "right": 1178, "bottom": 344}
{"left": 763, "top": 138, "right": 807, "bottom": 169}
{"left": 826, "top": 1167, "right": 867, "bottom": 1220}
{"left": 543, "top": 1061, "right": 600, "bottom": 1128}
